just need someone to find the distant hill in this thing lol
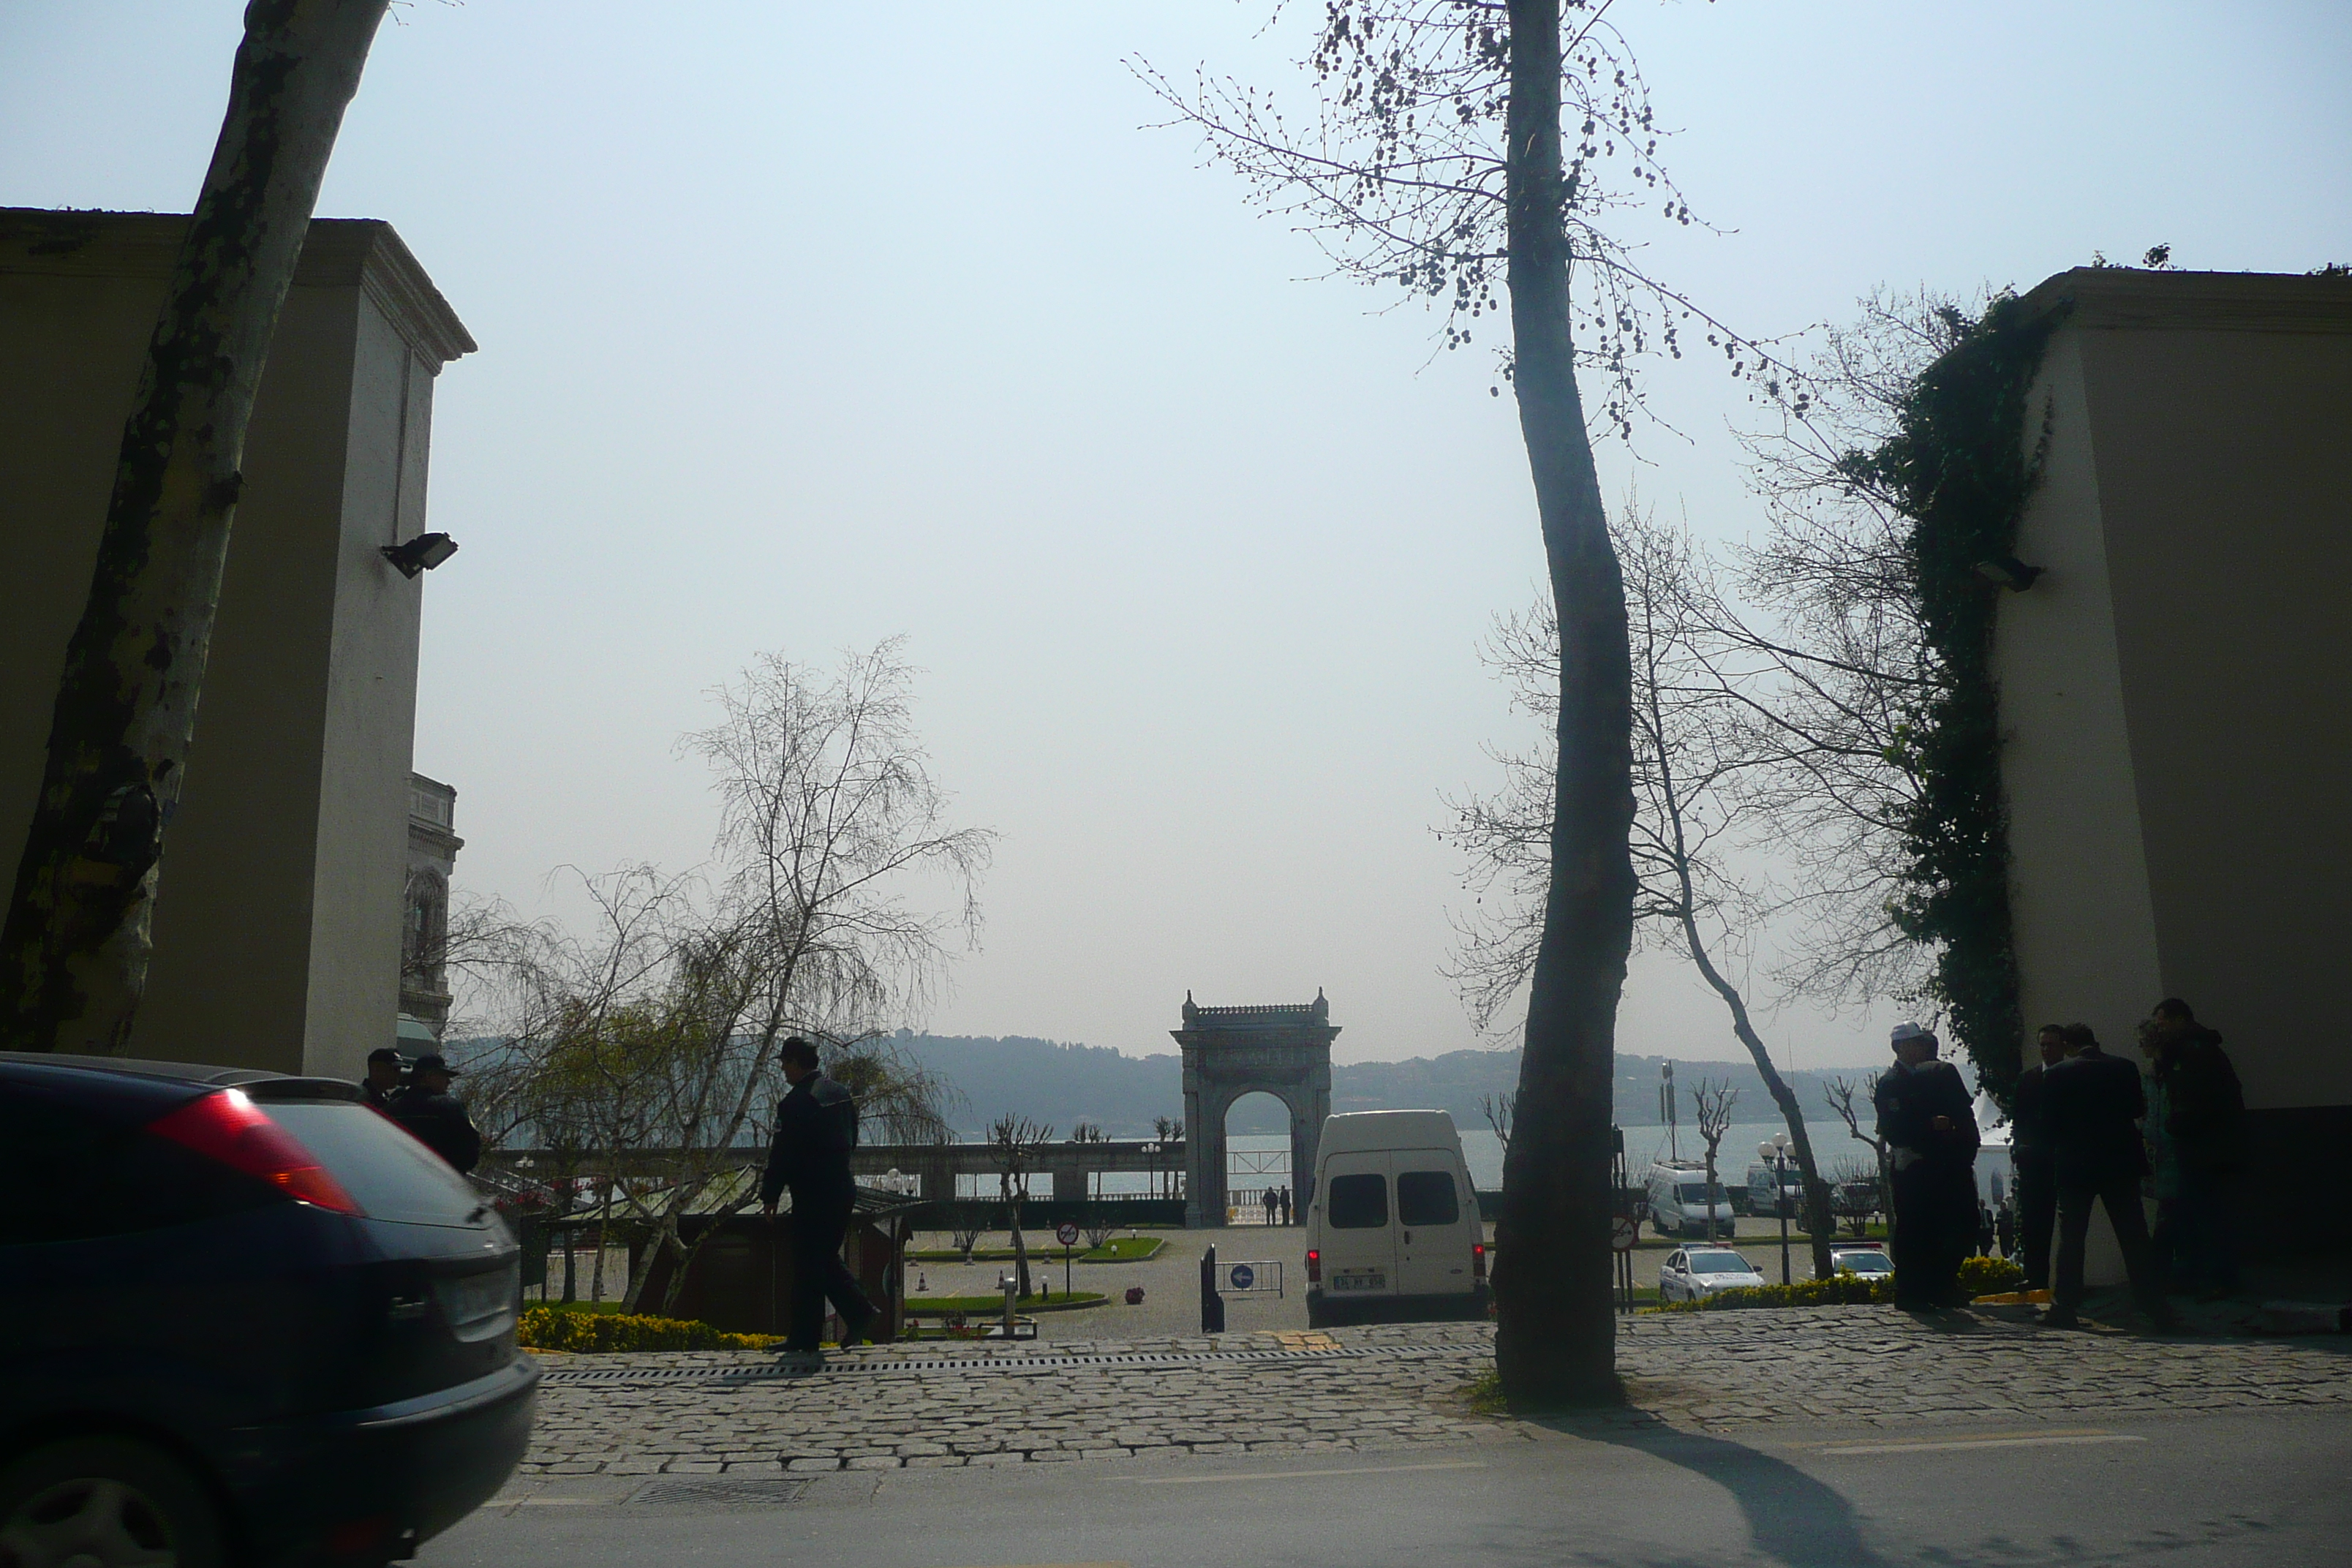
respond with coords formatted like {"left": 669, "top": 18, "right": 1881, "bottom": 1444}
{"left": 894, "top": 1032, "right": 1871, "bottom": 1139}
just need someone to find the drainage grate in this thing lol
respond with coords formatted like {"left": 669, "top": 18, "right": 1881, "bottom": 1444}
{"left": 540, "top": 1343, "right": 1470, "bottom": 1387}
{"left": 627, "top": 1477, "right": 813, "bottom": 1509}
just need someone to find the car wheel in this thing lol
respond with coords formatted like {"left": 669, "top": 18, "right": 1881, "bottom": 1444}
{"left": 0, "top": 1436, "right": 222, "bottom": 1568}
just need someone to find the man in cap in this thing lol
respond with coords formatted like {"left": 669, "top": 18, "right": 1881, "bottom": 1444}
{"left": 363, "top": 1047, "right": 406, "bottom": 1114}
{"left": 759, "top": 1038, "right": 878, "bottom": 1354}
{"left": 2043, "top": 1023, "right": 2176, "bottom": 1330}
{"left": 391, "top": 1052, "right": 483, "bottom": 1174}
{"left": 1874, "top": 1022, "right": 1980, "bottom": 1308}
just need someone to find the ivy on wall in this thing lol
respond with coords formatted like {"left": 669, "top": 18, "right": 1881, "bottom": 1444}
{"left": 1841, "top": 295, "right": 2063, "bottom": 1104}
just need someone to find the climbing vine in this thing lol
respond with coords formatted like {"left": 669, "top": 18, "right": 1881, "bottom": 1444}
{"left": 1840, "top": 293, "right": 2063, "bottom": 1104}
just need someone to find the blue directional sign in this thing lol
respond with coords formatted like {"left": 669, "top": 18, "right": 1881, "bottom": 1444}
{"left": 1229, "top": 1263, "right": 1255, "bottom": 1290}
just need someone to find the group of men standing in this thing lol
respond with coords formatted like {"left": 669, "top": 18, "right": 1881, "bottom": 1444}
{"left": 1877, "top": 999, "right": 2245, "bottom": 1330}
{"left": 363, "top": 1047, "right": 481, "bottom": 1173}
{"left": 1256, "top": 1185, "right": 1293, "bottom": 1225}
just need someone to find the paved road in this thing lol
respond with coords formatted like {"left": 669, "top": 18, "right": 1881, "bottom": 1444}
{"left": 426, "top": 1401, "right": 2352, "bottom": 1567}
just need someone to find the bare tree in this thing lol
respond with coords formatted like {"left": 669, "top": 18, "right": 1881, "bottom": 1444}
{"left": 1477, "top": 1090, "right": 1514, "bottom": 1154}
{"left": 1143, "top": 0, "right": 1797, "bottom": 1411}
{"left": 989, "top": 1114, "right": 1052, "bottom": 1299}
{"left": 3, "top": 0, "right": 393, "bottom": 1052}
{"left": 1689, "top": 1079, "right": 1736, "bottom": 1243}
{"left": 1443, "top": 503, "right": 1840, "bottom": 1280}
{"left": 1823, "top": 1077, "right": 1892, "bottom": 1240}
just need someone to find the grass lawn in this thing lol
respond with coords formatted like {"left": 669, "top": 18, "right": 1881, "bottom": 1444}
{"left": 905, "top": 1291, "right": 1106, "bottom": 1313}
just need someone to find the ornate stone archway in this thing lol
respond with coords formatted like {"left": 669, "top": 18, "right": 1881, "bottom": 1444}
{"left": 1174, "top": 991, "right": 1338, "bottom": 1227}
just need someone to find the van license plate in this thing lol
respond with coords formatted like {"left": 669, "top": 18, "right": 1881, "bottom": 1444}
{"left": 1330, "top": 1270, "right": 1387, "bottom": 1292}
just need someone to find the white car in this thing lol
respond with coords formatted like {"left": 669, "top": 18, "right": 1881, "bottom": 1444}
{"left": 1829, "top": 1246, "right": 1893, "bottom": 1280}
{"left": 1658, "top": 1245, "right": 1768, "bottom": 1303}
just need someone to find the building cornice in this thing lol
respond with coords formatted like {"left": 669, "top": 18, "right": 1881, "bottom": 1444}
{"left": 0, "top": 208, "right": 475, "bottom": 368}
{"left": 2019, "top": 267, "right": 2352, "bottom": 336}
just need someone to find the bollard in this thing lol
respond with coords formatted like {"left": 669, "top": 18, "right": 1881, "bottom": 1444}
{"left": 1200, "top": 1243, "right": 1226, "bottom": 1333}
{"left": 1000, "top": 1271, "right": 1017, "bottom": 1339}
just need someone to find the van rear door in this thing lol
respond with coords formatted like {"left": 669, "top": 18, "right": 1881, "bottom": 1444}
{"left": 1392, "top": 1153, "right": 1474, "bottom": 1297}
{"left": 1318, "top": 1151, "right": 1395, "bottom": 1297}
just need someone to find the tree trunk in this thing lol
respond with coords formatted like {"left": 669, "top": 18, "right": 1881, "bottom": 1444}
{"left": 0, "top": 0, "right": 391, "bottom": 1052}
{"left": 1678, "top": 917, "right": 1839, "bottom": 1281}
{"left": 1492, "top": 0, "right": 1640, "bottom": 1411}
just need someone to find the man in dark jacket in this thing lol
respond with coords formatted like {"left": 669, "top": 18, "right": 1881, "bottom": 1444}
{"left": 2146, "top": 998, "right": 2246, "bottom": 1297}
{"left": 363, "top": 1047, "right": 406, "bottom": 1114}
{"left": 1874, "top": 1022, "right": 1979, "bottom": 1309}
{"left": 391, "top": 1053, "right": 482, "bottom": 1173}
{"left": 2009, "top": 1025, "right": 2068, "bottom": 1289}
{"left": 760, "top": 1038, "right": 877, "bottom": 1354}
{"left": 2041, "top": 1024, "right": 2174, "bottom": 1330}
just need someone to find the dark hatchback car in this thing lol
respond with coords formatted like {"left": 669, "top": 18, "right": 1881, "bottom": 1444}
{"left": 0, "top": 1053, "right": 538, "bottom": 1567}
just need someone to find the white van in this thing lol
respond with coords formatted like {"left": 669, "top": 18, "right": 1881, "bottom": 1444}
{"left": 1646, "top": 1161, "right": 1735, "bottom": 1238}
{"left": 1303, "top": 1110, "right": 1488, "bottom": 1328}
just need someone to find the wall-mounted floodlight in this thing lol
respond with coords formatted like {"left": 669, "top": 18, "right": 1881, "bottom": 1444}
{"left": 382, "top": 532, "right": 459, "bottom": 578}
{"left": 1973, "top": 555, "right": 2044, "bottom": 591}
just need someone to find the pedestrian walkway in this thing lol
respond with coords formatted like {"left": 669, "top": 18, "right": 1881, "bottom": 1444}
{"left": 513, "top": 1306, "right": 2352, "bottom": 1478}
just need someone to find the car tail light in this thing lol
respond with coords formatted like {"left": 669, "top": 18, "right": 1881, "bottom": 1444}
{"left": 1473, "top": 1242, "right": 1486, "bottom": 1281}
{"left": 1305, "top": 1248, "right": 1320, "bottom": 1284}
{"left": 148, "top": 1088, "right": 363, "bottom": 1215}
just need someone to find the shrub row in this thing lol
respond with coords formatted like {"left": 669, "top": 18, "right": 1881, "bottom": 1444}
{"left": 518, "top": 1305, "right": 777, "bottom": 1352}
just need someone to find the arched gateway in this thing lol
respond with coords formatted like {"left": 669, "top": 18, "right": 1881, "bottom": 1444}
{"left": 1175, "top": 992, "right": 1338, "bottom": 1227}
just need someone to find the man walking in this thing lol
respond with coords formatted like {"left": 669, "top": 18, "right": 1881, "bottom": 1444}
{"left": 2011, "top": 1025, "right": 2066, "bottom": 1290}
{"left": 1874, "top": 1022, "right": 1978, "bottom": 1309}
{"left": 1994, "top": 1198, "right": 2016, "bottom": 1259}
{"left": 390, "top": 1053, "right": 481, "bottom": 1173}
{"left": 2043, "top": 1023, "right": 2176, "bottom": 1330}
{"left": 760, "top": 1038, "right": 878, "bottom": 1354}
{"left": 2144, "top": 998, "right": 2246, "bottom": 1299}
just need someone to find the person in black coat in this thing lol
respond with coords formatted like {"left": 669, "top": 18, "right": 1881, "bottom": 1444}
{"left": 2009, "top": 1025, "right": 2068, "bottom": 1289}
{"left": 760, "top": 1038, "right": 877, "bottom": 1354}
{"left": 1874, "top": 1022, "right": 1980, "bottom": 1308}
{"left": 363, "top": 1047, "right": 406, "bottom": 1114}
{"left": 2041, "top": 1024, "right": 2176, "bottom": 1330}
{"left": 2146, "top": 998, "right": 2247, "bottom": 1297}
{"left": 390, "top": 1053, "right": 482, "bottom": 1173}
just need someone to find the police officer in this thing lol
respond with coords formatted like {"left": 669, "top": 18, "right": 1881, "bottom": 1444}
{"left": 362, "top": 1047, "right": 406, "bottom": 1113}
{"left": 759, "top": 1038, "right": 878, "bottom": 1354}
{"left": 390, "top": 1052, "right": 482, "bottom": 1173}
{"left": 1874, "top": 1022, "right": 1979, "bottom": 1310}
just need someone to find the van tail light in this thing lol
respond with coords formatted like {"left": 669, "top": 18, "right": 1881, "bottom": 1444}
{"left": 1473, "top": 1242, "right": 1486, "bottom": 1281}
{"left": 148, "top": 1088, "right": 363, "bottom": 1215}
{"left": 1305, "top": 1249, "right": 1320, "bottom": 1284}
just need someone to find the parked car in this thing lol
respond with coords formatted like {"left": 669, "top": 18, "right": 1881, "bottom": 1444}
{"left": 1658, "top": 1245, "right": 1768, "bottom": 1303}
{"left": 0, "top": 1052, "right": 538, "bottom": 1567}
{"left": 1305, "top": 1110, "right": 1488, "bottom": 1327}
{"left": 1829, "top": 1245, "right": 1894, "bottom": 1281}
{"left": 1645, "top": 1162, "right": 1736, "bottom": 1239}
{"left": 1744, "top": 1161, "right": 1804, "bottom": 1218}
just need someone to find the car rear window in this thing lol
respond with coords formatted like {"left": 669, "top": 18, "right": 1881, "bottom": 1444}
{"left": 1395, "top": 1169, "right": 1459, "bottom": 1226}
{"left": 265, "top": 1101, "right": 485, "bottom": 1226}
{"left": 1324, "top": 1172, "right": 1388, "bottom": 1229}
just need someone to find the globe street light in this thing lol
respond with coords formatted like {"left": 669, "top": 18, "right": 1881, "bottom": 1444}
{"left": 1757, "top": 1135, "right": 1793, "bottom": 1286}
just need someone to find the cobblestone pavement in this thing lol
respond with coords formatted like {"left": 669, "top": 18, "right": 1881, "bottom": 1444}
{"left": 515, "top": 1306, "right": 2352, "bottom": 1478}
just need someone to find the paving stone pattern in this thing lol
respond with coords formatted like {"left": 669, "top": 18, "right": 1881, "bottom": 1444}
{"left": 516, "top": 1308, "right": 2352, "bottom": 1476}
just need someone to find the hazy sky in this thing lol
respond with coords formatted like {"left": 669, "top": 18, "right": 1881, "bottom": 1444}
{"left": 6, "top": 3, "right": 2347, "bottom": 1071}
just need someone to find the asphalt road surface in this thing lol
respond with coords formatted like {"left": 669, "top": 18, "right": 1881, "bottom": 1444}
{"left": 421, "top": 1403, "right": 2349, "bottom": 1568}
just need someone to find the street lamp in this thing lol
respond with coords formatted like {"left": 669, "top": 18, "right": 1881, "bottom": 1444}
{"left": 1757, "top": 1134, "right": 1793, "bottom": 1286}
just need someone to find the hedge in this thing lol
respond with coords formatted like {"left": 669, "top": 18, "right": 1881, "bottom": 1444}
{"left": 518, "top": 1305, "right": 779, "bottom": 1352}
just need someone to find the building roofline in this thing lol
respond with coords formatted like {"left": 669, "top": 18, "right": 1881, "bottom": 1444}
{"left": 0, "top": 208, "right": 476, "bottom": 366}
{"left": 2019, "top": 266, "right": 2352, "bottom": 336}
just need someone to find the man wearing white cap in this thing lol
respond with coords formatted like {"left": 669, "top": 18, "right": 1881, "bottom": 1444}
{"left": 1873, "top": 1022, "right": 1980, "bottom": 1308}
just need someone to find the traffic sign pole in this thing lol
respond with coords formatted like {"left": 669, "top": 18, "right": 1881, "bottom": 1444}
{"left": 1055, "top": 1220, "right": 1081, "bottom": 1301}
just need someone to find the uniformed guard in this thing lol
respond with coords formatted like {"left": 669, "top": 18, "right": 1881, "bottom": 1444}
{"left": 1874, "top": 1022, "right": 1979, "bottom": 1310}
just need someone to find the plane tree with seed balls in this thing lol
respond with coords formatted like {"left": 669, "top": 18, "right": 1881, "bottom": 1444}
{"left": 1, "top": 0, "right": 394, "bottom": 1053}
{"left": 1143, "top": 0, "right": 1787, "bottom": 1407}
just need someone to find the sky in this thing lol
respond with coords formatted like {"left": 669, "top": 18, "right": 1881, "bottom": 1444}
{"left": 4, "top": 2, "right": 2348, "bottom": 1072}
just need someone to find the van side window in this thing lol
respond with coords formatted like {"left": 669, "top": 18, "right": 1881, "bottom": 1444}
{"left": 1325, "top": 1173, "right": 1388, "bottom": 1229}
{"left": 1395, "top": 1170, "right": 1459, "bottom": 1226}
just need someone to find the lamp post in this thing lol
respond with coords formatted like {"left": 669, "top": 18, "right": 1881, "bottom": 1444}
{"left": 1757, "top": 1134, "right": 1792, "bottom": 1286}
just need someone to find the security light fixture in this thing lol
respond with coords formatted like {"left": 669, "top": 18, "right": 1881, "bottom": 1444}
{"left": 382, "top": 532, "right": 459, "bottom": 578}
{"left": 1973, "top": 555, "right": 2044, "bottom": 591}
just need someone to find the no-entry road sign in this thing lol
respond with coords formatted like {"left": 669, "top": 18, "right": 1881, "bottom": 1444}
{"left": 1056, "top": 1221, "right": 1081, "bottom": 1247}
